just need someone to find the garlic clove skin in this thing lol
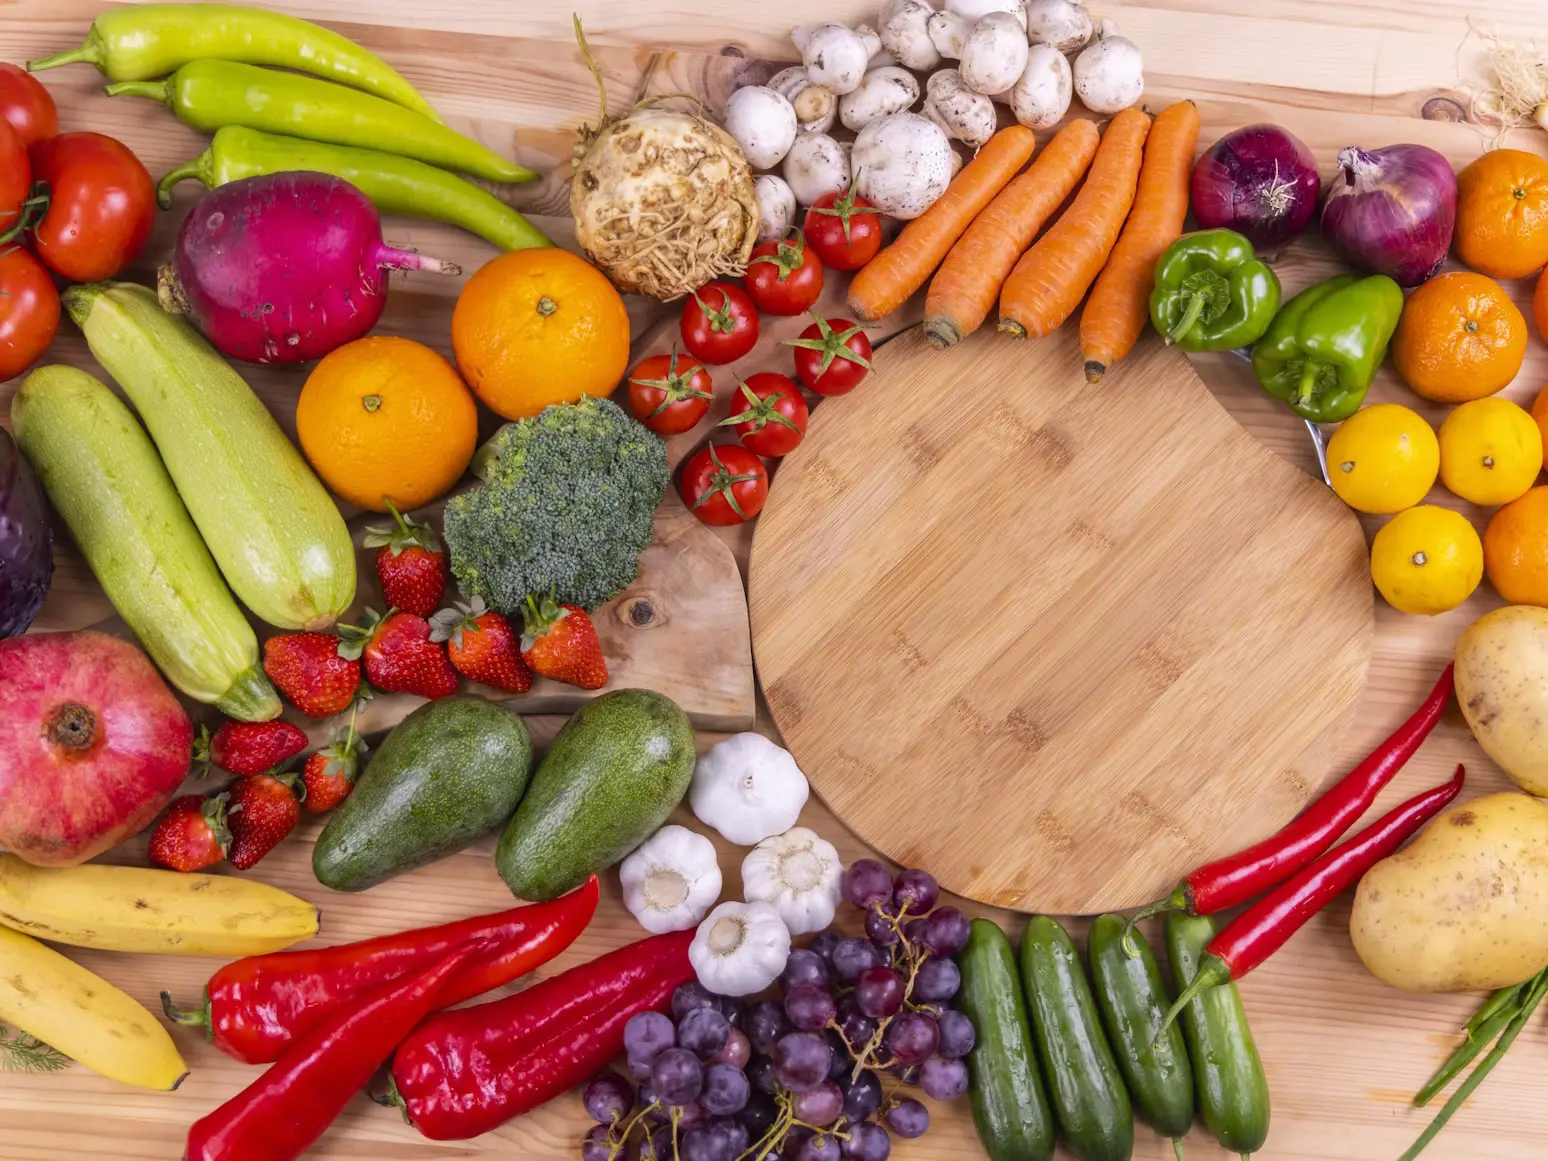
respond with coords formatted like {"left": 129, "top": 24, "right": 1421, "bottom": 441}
{"left": 690, "top": 900, "right": 792, "bottom": 997}
{"left": 620, "top": 825, "right": 724, "bottom": 934}
{"left": 690, "top": 733, "right": 811, "bottom": 848}
{"left": 741, "top": 827, "right": 844, "bottom": 936}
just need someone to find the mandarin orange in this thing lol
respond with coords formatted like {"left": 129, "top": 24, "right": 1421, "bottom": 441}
{"left": 1455, "top": 149, "right": 1548, "bottom": 279}
{"left": 1391, "top": 272, "right": 1526, "bottom": 404}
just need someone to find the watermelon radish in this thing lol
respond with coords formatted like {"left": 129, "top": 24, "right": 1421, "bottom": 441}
{"left": 157, "top": 171, "right": 461, "bottom": 365}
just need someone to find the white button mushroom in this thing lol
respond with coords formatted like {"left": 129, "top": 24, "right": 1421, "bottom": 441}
{"left": 853, "top": 111, "right": 954, "bottom": 219}
{"left": 923, "top": 68, "right": 997, "bottom": 148}
{"left": 795, "top": 22, "right": 871, "bottom": 96}
{"left": 768, "top": 65, "right": 839, "bottom": 136}
{"left": 879, "top": 0, "right": 941, "bottom": 71}
{"left": 1025, "top": 0, "right": 1093, "bottom": 54}
{"left": 1074, "top": 20, "right": 1145, "bottom": 114}
{"left": 1009, "top": 42, "right": 1073, "bottom": 129}
{"left": 926, "top": 9, "right": 972, "bottom": 60}
{"left": 754, "top": 174, "right": 798, "bottom": 242}
{"left": 959, "top": 10, "right": 1031, "bottom": 96}
{"left": 724, "top": 85, "right": 799, "bottom": 170}
{"left": 839, "top": 65, "right": 922, "bottom": 131}
{"left": 783, "top": 132, "right": 852, "bottom": 207}
{"left": 856, "top": 22, "right": 890, "bottom": 70}
{"left": 947, "top": 0, "right": 1028, "bottom": 32}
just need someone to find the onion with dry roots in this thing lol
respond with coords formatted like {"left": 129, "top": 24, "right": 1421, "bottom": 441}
{"left": 569, "top": 20, "right": 758, "bottom": 300}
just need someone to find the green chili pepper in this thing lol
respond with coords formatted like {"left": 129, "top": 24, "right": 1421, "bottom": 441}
{"left": 29, "top": 2, "right": 442, "bottom": 124}
{"left": 1249, "top": 273, "right": 1405, "bottom": 423}
{"left": 106, "top": 60, "right": 533, "bottom": 185}
{"left": 1150, "top": 229, "right": 1281, "bottom": 352}
{"left": 158, "top": 127, "right": 549, "bottom": 252}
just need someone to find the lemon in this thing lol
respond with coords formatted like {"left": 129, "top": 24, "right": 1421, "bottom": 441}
{"left": 1438, "top": 397, "right": 1544, "bottom": 506}
{"left": 1327, "top": 404, "right": 1440, "bottom": 514}
{"left": 1370, "top": 505, "right": 1484, "bottom": 615}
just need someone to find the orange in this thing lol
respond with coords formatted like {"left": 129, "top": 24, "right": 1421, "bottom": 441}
{"left": 1536, "top": 265, "right": 1548, "bottom": 343}
{"left": 1534, "top": 384, "right": 1548, "bottom": 464}
{"left": 1455, "top": 149, "right": 1548, "bottom": 279}
{"left": 1391, "top": 272, "right": 1526, "bottom": 404}
{"left": 451, "top": 248, "right": 630, "bottom": 421}
{"left": 1484, "top": 486, "right": 1548, "bottom": 607}
{"left": 296, "top": 335, "right": 478, "bottom": 513}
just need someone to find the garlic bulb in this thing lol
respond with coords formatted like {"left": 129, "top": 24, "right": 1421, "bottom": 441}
{"left": 689, "top": 901, "right": 792, "bottom": 996}
{"left": 690, "top": 733, "right": 810, "bottom": 845}
{"left": 619, "top": 825, "right": 723, "bottom": 934}
{"left": 741, "top": 827, "right": 844, "bottom": 935}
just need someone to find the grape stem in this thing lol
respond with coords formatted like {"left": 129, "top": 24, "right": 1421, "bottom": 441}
{"left": 608, "top": 1099, "right": 662, "bottom": 1161}
{"left": 847, "top": 901, "right": 931, "bottom": 1082}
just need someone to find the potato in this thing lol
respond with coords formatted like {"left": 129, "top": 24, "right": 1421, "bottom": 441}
{"left": 1350, "top": 792, "right": 1548, "bottom": 992}
{"left": 1455, "top": 605, "right": 1548, "bottom": 795}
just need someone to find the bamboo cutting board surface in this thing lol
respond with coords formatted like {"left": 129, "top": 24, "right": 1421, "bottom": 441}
{"left": 750, "top": 328, "right": 1373, "bottom": 914}
{"left": 6, "top": 0, "right": 1548, "bottom": 1159}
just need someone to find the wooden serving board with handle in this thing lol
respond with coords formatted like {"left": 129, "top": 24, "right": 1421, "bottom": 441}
{"left": 750, "top": 326, "right": 1375, "bottom": 914}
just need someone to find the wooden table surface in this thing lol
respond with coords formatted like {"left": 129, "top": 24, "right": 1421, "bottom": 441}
{"left": 5, "top": 0, "right": 1548, "bottom": 1158}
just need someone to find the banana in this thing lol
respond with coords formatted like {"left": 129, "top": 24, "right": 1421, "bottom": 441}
{"left": 0, "top": 854, "right": 319, "bottom": 956}
{"left": 0, "top": 925, "right": 187, "bottom": 1089}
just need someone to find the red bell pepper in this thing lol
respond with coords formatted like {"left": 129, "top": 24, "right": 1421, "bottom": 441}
{"left": 164, "top": 875, "right": 598, "bottom": 1064}
{"left": 187, "top": 949, "right": 470, "bottom": 1161}
{"left": 390, "top": 928, "right": 695, "bottom": 1141}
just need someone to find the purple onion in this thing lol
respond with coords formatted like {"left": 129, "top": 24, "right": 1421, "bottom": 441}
{"left": 1191, "top": 124, "right": 1322, "bottom": 254}
{"left": 1321, "top": 144, "right": 1457, "bottom": 286}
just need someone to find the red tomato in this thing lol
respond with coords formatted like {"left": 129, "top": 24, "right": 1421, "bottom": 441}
{"left": 786, "top": 315, "right": 874, "bottom": 396}
{"left": 0, "top": 64, "right": 58, "bottom": 149}
{"left": 29, "top": 132, "right": 156, "bottom": 282}
{"left": 0, "top": 245, "right": 61, "bottom": 380}
{"left": 680, "top": 282, "right": 760, "bottom": 366}
{"left": 680, "top": 443, "right": 769, "bottom": 526}
{"left": 0, "top": 118, "right": 29, "bottom": 235}
{"left": 626, "top": 347, "right": 714, "bottom": 436}
{"left": 803, "top": 188, "right": 883, "bottom": 271}
{"left": 721, "top": 372, "right": 808, "bottom": 458}
{"left": 744, "top": 231, "right": 824, "bottom": 316}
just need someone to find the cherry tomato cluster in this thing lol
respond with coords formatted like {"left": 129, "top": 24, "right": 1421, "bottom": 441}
{"left": 625, "top": 193, "right": 886, "bottom": 528}
{"left": 0, "top": 64, "right": 158, "bottom": 381}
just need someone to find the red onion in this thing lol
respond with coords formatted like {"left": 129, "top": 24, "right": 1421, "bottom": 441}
{"left": 1191, "top": 124, "right": 1322, "bottom": 254}
{"left": 1321, "top": 144, "right": 1457, "bottom": 286}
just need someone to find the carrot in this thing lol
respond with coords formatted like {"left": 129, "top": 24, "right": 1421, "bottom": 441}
{"left": 997, "top": 108, "right": 1152, "bottom": 340}
{"left": 923, "top": 119, "right": 1101, "bottom": 350}
{"left": 1079, "top": 101, "right": 1201, "bottom": 382}
{"left": 847, "top": 125, "right": 1038, "bottom": 322}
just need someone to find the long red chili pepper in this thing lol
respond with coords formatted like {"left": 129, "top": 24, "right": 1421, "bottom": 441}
{"left": 1129, "top": 664, "right": 1453, "bottom": 932}
{"left": 186, "top": 948, "right": 471, "bottom": 1161}
{"left": 389, "top": 928, "right": 695, "bottom": 1141}
{"left": 1157, "top": 765, "right": 1465, "bottom": 1038}
{"left": 164, "top": 875, "right": 598, "bottom": 1064}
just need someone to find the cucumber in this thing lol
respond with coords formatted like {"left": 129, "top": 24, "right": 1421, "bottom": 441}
{"left": 497, "top": 689, "right": 695, "bottom": 901}
{"left": 958, "top": 918, "right": 1055, "bottom": 1161}
{"left": 1019, "top": 916, "right": 1134, "bottom": 1161}
{"left": 11, "top": 366, "right": 279, "bottom": 720}
{"left": 1165, "top": 912, "right": 1270, "bottom": 1157}
{"left": 1088, "top": 915, "right": 1194, "bottom": 1147}
{"left": 314, "top": 696, "right": 533, "bottom": 891}
{"left": 61, "top": 282, "right": 355, "bottom": 631}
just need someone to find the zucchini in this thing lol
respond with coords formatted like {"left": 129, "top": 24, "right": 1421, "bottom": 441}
{"left": 12, "top": 366, "right": 280, "bottom": 720}
{"left": 61, "top": 282, "right": 355, "bottom": 630}
{"left": 1088, "top": 914, "right": 1195, "bottom": 1148}
{"left": 958, "top": 918, "right": 1055, "bottom": 1161}
{"left": 1165, "top": 912, "right": 1271, "bottom": 1157}
{"left": 1019, "top": 916, "right": 1134, "bottom": 1161}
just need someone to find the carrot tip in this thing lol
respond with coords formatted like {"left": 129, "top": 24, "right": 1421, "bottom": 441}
{"left": 997, "top": 320, "right": 1027, "bottom": 339}
{"left": 923, "top": 318, "right": 960, "bottom": 350}
{"left": 1084, "top": 360, "right": 1106, "bottom": 384}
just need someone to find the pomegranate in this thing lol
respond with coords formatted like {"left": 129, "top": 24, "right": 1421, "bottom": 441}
{"left": 0, "top": 631, "right": 192, "bottom": 865}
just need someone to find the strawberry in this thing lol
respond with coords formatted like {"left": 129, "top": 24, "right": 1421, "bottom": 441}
{"left": 149, "top": 794, "right": 230, "bottom": 872}
{"left": 339, "top": 607, "right": 459, "bottom": 699}
{"left": 363, "top": 501, "right": 446, "bottom": 618}
{"left": 521, "top": 593, "right": 608, "bottom": 691}
{"left": 429, "top": 596, "right": 533, "bottom": 695}
{"left": 262, "top": 632, "right": 361, "bottom": 718}
{"left": 197, "top": 719, "right": 309, "bottom": 777}
{"left": 301, "top": 726, "right": 369, "bottom": 814}
{"left": 226, "top": 772, "right": 302, "bottom": 870}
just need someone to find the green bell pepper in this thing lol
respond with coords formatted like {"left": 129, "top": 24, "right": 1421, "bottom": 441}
{"left": 1250, "top": 273, "right": 1405, "bottom": 423}
{"left": 1149, "top": 229, "right": 1282, "bottom": 352}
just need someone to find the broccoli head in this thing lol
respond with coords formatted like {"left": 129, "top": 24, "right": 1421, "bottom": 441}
{"left": 444, "top": 395, "right": 668, "bottom": 612}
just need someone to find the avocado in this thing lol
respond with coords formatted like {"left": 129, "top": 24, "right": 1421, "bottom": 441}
{"left": 497, "top": 688, "right": 695, "bottom": 901}
{"left": 314, "top": 695, "right": 533, "bottom": 891}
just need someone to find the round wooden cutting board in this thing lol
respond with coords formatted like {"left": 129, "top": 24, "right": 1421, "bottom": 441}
{"left": 749, "top": 326, "right": 1376, "bottom": 914}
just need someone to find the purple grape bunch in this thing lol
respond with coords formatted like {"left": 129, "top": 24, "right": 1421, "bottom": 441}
{"left": 579, "top": 864, "right": 974, "bottom": 1161}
